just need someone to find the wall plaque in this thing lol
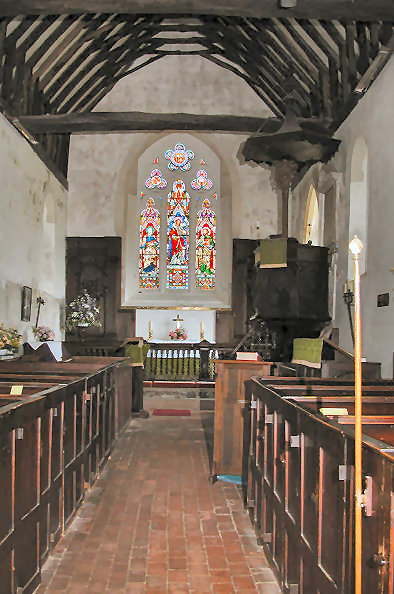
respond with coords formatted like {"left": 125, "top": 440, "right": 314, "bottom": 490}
{"left": 377, "top": 293, "right": 389, "bottom": 307}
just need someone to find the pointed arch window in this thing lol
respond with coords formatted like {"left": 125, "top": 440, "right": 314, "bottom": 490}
{"left": 167, "top": 179, "right": 190, "bottom": 289}
{"left": 303, "top": 185, "right": 319, "bottom": 245}
{"left": 139, "top": 198, "right": 160, "bottom": 289}
{"left": 134, "top": 138, "right": 223, "bottom": 300}
{"left": 196, "top": 199, "right": 216, "bottom": 289}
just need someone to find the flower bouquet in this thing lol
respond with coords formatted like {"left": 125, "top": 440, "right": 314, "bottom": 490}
{"left": 33, "top": 326, "right": 55, "bottom": 342}
{"left": 65, "top": 290, "right": 101, "bottom": 332}
{"left": 169, "top": 327, "right": 187, "bottom": 340}
{"left": 0, "top": 324, "right": 22, "bottom": 353}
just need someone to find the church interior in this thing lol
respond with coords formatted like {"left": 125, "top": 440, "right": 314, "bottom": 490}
{"left": 0, "top": 1, "right": 393, "bottom": 593}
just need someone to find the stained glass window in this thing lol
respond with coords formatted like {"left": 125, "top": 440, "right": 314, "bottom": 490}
{"left": 191, "top": 169, "right": 213, "bottom": 191}
{"left": 196, "top": 199, "right": 216, "bottom": 290}
{"left": 145, "top": 168, "right": 167, "bottom": 190}
{"left": 167, "top": 179, "right": 190, "bottom": 289}
{"left": 165, "top": 143, "right": 195, "bottom": 171}
{"left": 139, "top": 198, "right": 160, "bottom": 289}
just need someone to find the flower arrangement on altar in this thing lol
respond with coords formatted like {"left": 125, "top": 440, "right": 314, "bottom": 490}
{"left": 65, "top": 290, "right": 101, "bottom": 331}
{"left": 169, "top": 327, "right": 187, "bottom": 340}
{"left": 0, "top": 324, "right": 22, "bottom": 352}
{"left": 33, "top": 325, "right": 55, "bottom": 342}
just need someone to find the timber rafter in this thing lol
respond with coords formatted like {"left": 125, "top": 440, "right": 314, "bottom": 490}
{"left": 0, "top": 12, "right": 392, "bottom": 179}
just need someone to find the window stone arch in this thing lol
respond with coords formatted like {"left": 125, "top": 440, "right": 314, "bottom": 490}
{"left": 123, "top": 133, "right": 231, "bottom": 309}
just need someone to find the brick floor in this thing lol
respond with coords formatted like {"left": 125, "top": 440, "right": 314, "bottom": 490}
{"left": 37, "top": 403, "right": 281, "bottom": 593}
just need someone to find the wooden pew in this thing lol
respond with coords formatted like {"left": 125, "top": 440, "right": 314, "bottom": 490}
{"left": 0, "top": 357, "right": 132, "bottom": 594}
{"left": 244, "top": 377, "right": 394, "bottom": 594}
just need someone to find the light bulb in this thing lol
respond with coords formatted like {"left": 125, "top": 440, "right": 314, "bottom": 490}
{"left": 349, "top": 235, "right": 363, "bottom": 256}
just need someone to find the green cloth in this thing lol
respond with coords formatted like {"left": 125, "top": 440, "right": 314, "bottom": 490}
{"left": 292, "top": 338, "right": 323, "bottom": 369}
{"left": 145, "top": 356, "right": 215, "bottom": 380}
{"left": 125, "top": 344, "right": 150, "bottom": 367}
{"left": 259, "top": 238, "right": 287, "bottom": 268}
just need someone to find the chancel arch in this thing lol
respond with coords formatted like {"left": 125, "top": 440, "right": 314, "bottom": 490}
{"left": 121, "top": 133, "right": 232, "bottom": 309}
{"left": 348, "top": 136, "right": 368, "bottom": 278}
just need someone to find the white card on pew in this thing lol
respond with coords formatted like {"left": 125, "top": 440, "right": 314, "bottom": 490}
{"left": 10, "top": 385, "right": 23, "bottom": 395}
{"left": 320, "top": 407, "right": 348, "bottom": 416}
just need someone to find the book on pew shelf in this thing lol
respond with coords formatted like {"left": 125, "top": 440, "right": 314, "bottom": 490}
{"left": 320, "top": 407, "right": 349, "bottom": 416}
{"left": 236, "top": 352, "right": 261, "bottom": 361}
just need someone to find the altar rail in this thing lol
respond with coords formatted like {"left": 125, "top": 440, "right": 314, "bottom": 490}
{"left": 145, "top": 342, "right": 221, "bottom": 381}
{"left": 66, "top": 341, "right": 229, "bottom": 382}
{"left": 244, "top": 377, "right": 394, "bottom": 594}
{"left": 0, "top": 357, "right": 132, "bottom": 594}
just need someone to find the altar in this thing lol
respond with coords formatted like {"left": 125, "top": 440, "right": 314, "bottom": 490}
{"left": 135, "top": 309, "right": 216, "bottom": 343}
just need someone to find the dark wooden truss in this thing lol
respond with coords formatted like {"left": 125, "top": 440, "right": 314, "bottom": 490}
{"left": 0, "top": 12, "right": 392, "bottom": 184}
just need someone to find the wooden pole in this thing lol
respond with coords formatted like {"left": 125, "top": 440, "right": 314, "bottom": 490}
{"left": 350, "top": 235, "right": 363, "bottom": 594}
{"left": 281, "top": 183, "right": 289, "bottom": 238}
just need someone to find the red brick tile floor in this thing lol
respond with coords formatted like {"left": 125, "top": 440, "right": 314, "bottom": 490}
{"left": 36, "top": 399, "right": 281, "bottom": 593}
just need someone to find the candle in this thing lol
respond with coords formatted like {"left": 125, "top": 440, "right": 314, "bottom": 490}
{"left": 148, "top": 320, "right": 153, "bottom": 339}
{"left": 200, "top": 321, "right": 204, "bottom": 340}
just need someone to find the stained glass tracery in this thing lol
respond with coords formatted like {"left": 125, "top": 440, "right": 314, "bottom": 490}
{"left": 145, "top": 169, "right": 167, "bottom": 190}
{"left": 196, "top": 199, "right": 216, "bottom": 290}
{"left": 191, "top": 169, "right": 213, "bottom": 191}
{"left": 165, "top": 143, "right": 195, "bottom": 171}
{"left": 167, "top": 179, "right": 190, "bottom": 289}
{"left": 139, "top": 198, "right": 160, "bottom": 289}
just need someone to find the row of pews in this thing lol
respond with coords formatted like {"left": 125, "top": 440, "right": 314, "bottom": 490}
{"left": 0, "top": 356, "right": 133, "bottom": 594}
{"left": 243, "top": 376, "right": 394, "bottom": 594}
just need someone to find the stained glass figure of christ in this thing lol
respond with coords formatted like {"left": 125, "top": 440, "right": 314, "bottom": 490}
{"left": 139, "top": 198, "right": 160, "bottom": 289}
{"left": 167, "top": 179, "right": 190, "bottom": 289}
{"left": 196, "top": 199, "right": 216, "bottom": 290}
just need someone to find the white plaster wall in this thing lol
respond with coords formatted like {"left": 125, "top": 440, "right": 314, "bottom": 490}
{"left": 0, "top": 114, "right": 67, "bottom": 342}
{"left": 136, "top": 309, "right": 216, "bottom": 343}
{"left": 68, "top": 56, "right": 278, "bottom": 242}
{"left": 291, "top": 58, "right": 394, "bottom": 378}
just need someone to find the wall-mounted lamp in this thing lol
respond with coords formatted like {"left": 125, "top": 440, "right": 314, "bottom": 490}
{"left": 343, "top": 280, "right": 355, "bottom": 346}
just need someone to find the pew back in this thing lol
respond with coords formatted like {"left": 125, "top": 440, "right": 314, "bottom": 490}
{"left": 244, "top": 376, "right": 394, "bottom": 594}
{"left": 0, "top": 357, "right": 132, "bottom": 594}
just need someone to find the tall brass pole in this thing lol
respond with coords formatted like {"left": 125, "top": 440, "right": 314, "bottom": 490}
{"left": 349, "top": 235, "right": 363, "bottom": 594}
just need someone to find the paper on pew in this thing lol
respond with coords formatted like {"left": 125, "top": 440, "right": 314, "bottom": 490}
{"left": 320, "top": 407, "right": 348, "bottom": 416}
{"left": 10, "top": 385, "right": 23, "bottom": 395}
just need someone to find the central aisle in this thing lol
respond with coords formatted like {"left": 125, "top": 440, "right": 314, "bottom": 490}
{"left": 37, "top": 401, "right": 280, "bottom": 593}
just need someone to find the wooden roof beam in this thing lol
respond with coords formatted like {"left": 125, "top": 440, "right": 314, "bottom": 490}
{"left": 16, "top": 111, "right": 327, "bottom": 134}
{"left": 0, "top": 1, "right": 393, "bottom": 21}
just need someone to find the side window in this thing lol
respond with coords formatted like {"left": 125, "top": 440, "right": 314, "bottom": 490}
{"left": 303, "top": 185, "right": 319, "bottom": 245}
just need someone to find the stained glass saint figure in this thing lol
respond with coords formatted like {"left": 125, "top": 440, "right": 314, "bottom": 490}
{"left": 139, "top": 198, "right": 160, "bottom": 289}
{"left": 196, "top": 199, "right": 216, "bottom": 290}
{"left": 167, "top": 179, "right": 190, "bottom": 289}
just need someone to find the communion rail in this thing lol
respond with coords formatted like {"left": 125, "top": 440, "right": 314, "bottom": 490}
{"left": 66, "top": 341, "right": 231, "bottom": 382}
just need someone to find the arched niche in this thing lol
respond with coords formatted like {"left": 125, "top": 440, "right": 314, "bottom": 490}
{"left": 118, "top": 133, "right": 232, "bottom": 309}
{"left": 303, "top": 185, "right": 320, "bottom": 245}
{"left": 348, "top": 136, "right": 368, "bottom": 278}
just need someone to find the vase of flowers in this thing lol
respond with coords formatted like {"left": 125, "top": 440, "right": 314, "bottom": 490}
{"left": 0, "top": 324, "right": 22, "bottom": 354}
{"left": 169, "top": 327, "right": 188, "bottom": 340}
{"left": 33, "top": 326, "right": 55, "bottom": 342}
{"left": 65, "top": 290, "right": 101, "bottom": 334}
